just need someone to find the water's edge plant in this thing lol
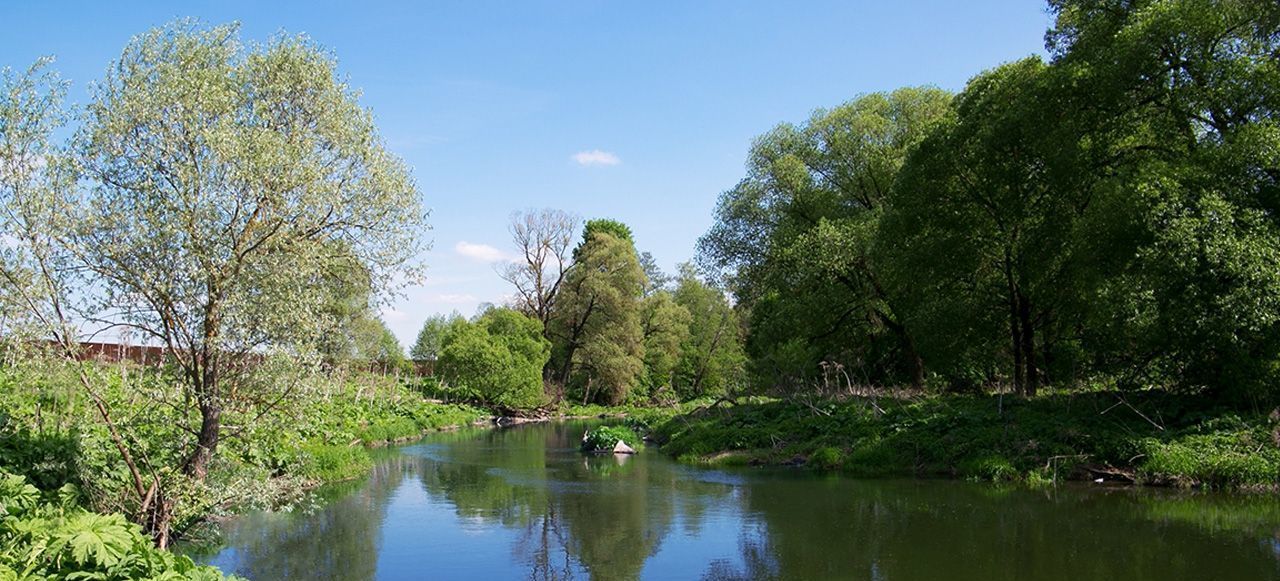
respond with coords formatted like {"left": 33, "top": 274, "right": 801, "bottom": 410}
{"left": 646, "top": 393, "right": 1280, "bottom": 491}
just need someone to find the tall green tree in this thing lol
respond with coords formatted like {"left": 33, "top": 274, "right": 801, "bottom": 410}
{"left": 73, "top": 21, "right": 424, "bottom": 480}
{"left": 1043, "top": 0, "right": 1280, "bottom": 396}
{"left": 550, "top": 222, "right": 645, "bottom": 404}
{"left": 639, "top": 290, "right": 691, "bottom": 397}
{"left": 699, "top": 88, "right": 951, "bottom": 391}
{"left": 671, "top": 264, "right": 746, "bottom": 399}
{"left": 880, "top": 59, "right": 1090, "bottom": 395}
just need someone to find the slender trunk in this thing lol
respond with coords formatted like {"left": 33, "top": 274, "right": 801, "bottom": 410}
{"left": 1019, "top": 293, "right": 1038, "bottom": 397}
{"left": 1041, "top": 314, "right": 1054, "bottom": 386}
{"left": 1005, "top": 259, "right": 1024, "bottom": 395}
{"left": 691, "top": 310, "right": 729, "bottom": 396}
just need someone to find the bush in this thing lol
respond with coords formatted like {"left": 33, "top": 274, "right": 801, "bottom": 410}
{"left": 581, "top": 425, "right": 643, "bottom": 453}
{"left": 808, "top": 446, "right": 845, "bottom": 470}
{"left": 438, "top": 309, "right": 550, "bottom": 411}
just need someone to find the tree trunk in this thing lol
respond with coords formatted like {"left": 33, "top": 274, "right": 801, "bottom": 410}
{"left": 1005, "top": 262, "right": 1024, "bottom": 395}
{"left": 882, "top": 315, "right": 924, "bottom": 390}
{"left": 1018, "top": 291, "right": 1038, "bottom": 397}
{"left": 186, "top": 394, "right": 221, "bottom": 480}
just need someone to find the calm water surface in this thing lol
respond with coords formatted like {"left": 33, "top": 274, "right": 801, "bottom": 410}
{"left": 193, "top": 422, "right": 1280, "bottom": 580}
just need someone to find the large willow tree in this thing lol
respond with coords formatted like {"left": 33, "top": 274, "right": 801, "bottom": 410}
{"left": 699, "top": 88, "right": 951, "bottom": 391}
{"left": 73, "top": 21, "right": 424, "bottom": 479}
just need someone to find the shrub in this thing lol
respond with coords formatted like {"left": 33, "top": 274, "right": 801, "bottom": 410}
{"left": 581, "top": 425, "right": 643, "bottom": 453}
{"left": 808, "top": 446, "right": 846, "bottom": 470}
{"left": 438, "top": 309, "right": 550, "bottom": 411}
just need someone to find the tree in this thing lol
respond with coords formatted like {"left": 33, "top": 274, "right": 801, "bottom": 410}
{"left": 437, "top": 308, "right": 550, "bottom": 410}
{"left": 72, "top": 21, "right": 424, "bottom": 480}
{"left": 879, "top": 59, "right": 1090, "bottom": 396}
{"left": 671, "top": 265, "right": 746, "bottom": 399}
{"left": 578, "top": 218, "right": 634, "bottom": 250}
{"left": 639, "top": 291, "right": 691, "bottom": 397}
{"left": 355, "top": 317, "right": 405, "bottom": 367}
{"left": 639, "top": 251, "right": 672, "bottom": 297}
{"left": 500, "top": 209, "right": 580, "bottom": 337}
{"left": 699, "top": 88, "right": 951, "bottom": 391}
{"left": 0, "top": 58, "right": 178, "bottom": 543}
{"left": 1041, "top": 0, "right": 1280, "bottom": 396}
{"left": 550, "top": 223, "right": 645, "bottom": 404}
{"left": 411, "top": 313, "right": 456, "bottom": 361}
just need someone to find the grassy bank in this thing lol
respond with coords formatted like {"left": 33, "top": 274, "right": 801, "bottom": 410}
{"left": 285, "top": 392, "right": 486, "bottom": 483}
{"left": 0, "top": 359, "right": 488, "bottom": 578}
{"left": 649, "top": 392, "right": 1280, "bottom": 490}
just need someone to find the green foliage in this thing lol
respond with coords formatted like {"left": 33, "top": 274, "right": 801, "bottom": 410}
{"left": 0, "top": 471, "right": 235, "bottom": 580}
{"left": 807, "top": 447, "right": 845, "bottom": 470}
{"left": 671, "top": 266, "right": 746, "bottom": 399}
{"left": 699, "top": 88, "right": 951, "bottom": 392}
{"left": 580, "top": 425, "right": 643, "bottom": 453}
{"left": 411, "top": 313, "right": 458, "bottom": 361}
{"left": 438, "top": 308, "right": 551, "bottom": 410}
{"left": 552, "top": 227, "right": 646, "bottom": 404}
{"left": 639, "top": 291, "right": 691, "bottom": 397}
{"left": 0, "top": 355, "right": 486, "bottom": 564}
{"left": 653, "top": 392, "right": 1280, "bottom": 489}
{"left": 578, "top": 219, "right": 634, "bottom": 251}
{"left": 292, "top": 445, "right": 372, "bottom": 483}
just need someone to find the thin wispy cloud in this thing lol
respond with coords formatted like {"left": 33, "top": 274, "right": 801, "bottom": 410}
{"left": 454, "top": 241, "right": 508, "bottom": 263}
{"left": 380, "top": 308, "right": 409, "bottom": 322}
{"left": 571, "top": 149, "right": 620, "bottom": 167}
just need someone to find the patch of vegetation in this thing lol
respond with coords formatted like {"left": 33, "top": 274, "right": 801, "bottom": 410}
{"left": 581, "top": 425, "right": 644, "bottom": 453}
{"left": 652, "top": 392, "right": 1280, "bottom": 489}
{"left": 0, "top": 471, "right": 237, "bottom": 580}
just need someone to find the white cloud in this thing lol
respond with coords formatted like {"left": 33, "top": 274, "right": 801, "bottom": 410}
{"left": 435, "top": 293, "right": 478, "bottom": 304}
{"left": 381, "top": 308, "right": 408, "bottom": 322}
{"left": 454, "top": 241, "right": 508, "bottom": 263}
{"left": 571, "top": 149, "right": 620, "bottom": 167}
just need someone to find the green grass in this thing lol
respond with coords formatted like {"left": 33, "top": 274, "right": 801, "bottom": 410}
{"left": 650, "top": 392, "right": 1280, "bottom": 489}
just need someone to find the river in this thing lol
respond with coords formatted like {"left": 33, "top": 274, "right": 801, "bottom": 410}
{"left": 191, "top": 421, "right": 1280, "bottom": 580}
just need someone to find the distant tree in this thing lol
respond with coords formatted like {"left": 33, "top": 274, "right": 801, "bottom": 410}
{"left": 500, "top": 209, "right": 580, "bottom": 336}
{"left": 351, "top": 317, "right": 405, "bottom": 367}
{"left": 411, "top": 314, "right": 454, "bottom": 361}
{"left": 639, "top": 251, "right": 673, "bottom": 297}
{"left": 438, "top": 308, "right": 550, "bottom": 410}
{"left": 672, "top": 265, "right": 746, "bottom": 399}
{"left": 639, "top": 291, "right": 691, "bottom": 396}
{"left": 550, "top": 223, "right": 645, "bottom": 404}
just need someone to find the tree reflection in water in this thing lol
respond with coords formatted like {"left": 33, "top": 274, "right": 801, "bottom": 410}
{"left": 194, "top": 423, "right": 1280, "bottom": 581}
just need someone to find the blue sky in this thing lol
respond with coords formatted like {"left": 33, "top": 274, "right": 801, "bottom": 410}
{"left": 1, "top": 1, "right": 1053, "bottom": 348}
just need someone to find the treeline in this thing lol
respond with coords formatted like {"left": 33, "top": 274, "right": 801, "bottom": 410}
{"left": 700, "top": 0, "right": 1280, "bottom": 402}
{"left": 415, "top": 214, "right": 747, "bottom": 408}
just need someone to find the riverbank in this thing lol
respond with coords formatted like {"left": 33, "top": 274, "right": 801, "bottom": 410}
{"left": 290, "top": 394, "right": 488, "bottom": 483}
{"left": 646, "top": 392, "right": 1280, "bottom": 490}
{"left": 0, "top": 361, "right": 491, "bottom": 579}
